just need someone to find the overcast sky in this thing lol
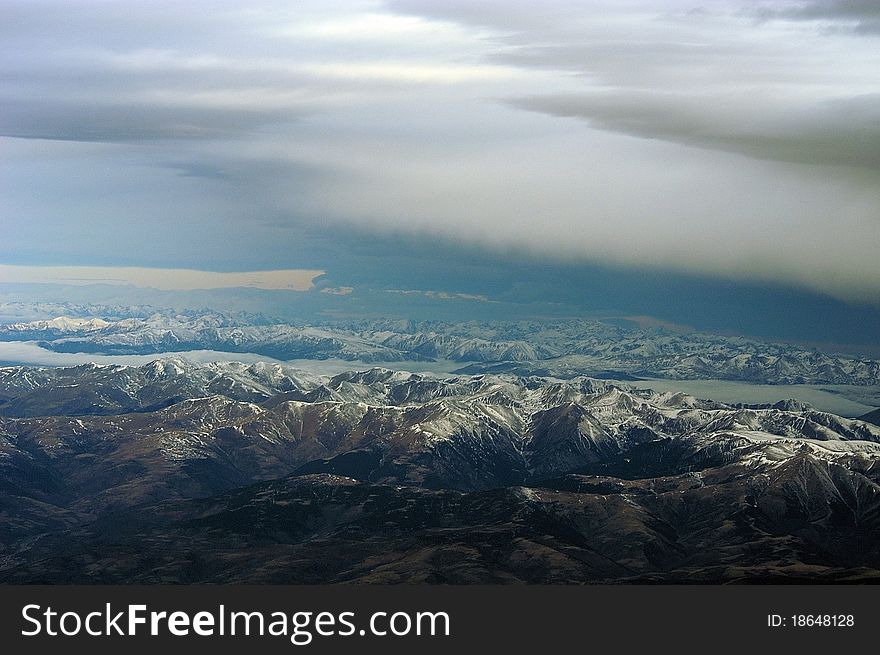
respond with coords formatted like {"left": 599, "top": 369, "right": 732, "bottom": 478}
{"left": 2, "top": 0, "right": 879, "bottom": 306}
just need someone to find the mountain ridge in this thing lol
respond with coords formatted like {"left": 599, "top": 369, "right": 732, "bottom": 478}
{"left": 3, "top": 310, "right": 880, "bottom": 385}
{"left": 1, "top": 359, "right": 879, "bottom": 583}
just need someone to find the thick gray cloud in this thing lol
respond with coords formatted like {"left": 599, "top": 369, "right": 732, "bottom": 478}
{"left": 1, "top": 2, "right": 336, "bottom": 141}
{"left": 507, "top": 92, "right": 880, "bottom": 170}
{"left": 378, "top": 0, "right": 880, "bottom": 303}
{"left": 391, "top": 0, "right": 880, "bottom": 171}
{"left": 765, "top": 0, "right": 880, "bottom": 34}
{"left": 1, "top": 0, "right": 879, "bottom": 306}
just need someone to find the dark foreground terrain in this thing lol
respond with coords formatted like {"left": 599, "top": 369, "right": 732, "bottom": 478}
{"left": 2, "top": 360, "right": 880, "bottom": 583}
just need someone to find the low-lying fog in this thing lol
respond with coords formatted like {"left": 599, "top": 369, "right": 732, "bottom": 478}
{"left": 0, "top": 341, "right": 876, "bottom": 417}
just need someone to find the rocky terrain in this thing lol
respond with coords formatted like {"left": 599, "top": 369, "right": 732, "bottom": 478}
{"left": 2, "top": 309, "right": 879, "bottom": 385}
{"left": 1, "top": 359, "right": 880, "bottom": 583}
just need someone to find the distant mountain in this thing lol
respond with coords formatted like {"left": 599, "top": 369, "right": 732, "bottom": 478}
{"left": 2, "top": 309, "right": 879, "bottom": 384}
{"left": 1, "top": 360, "right": 879, "bottom": 583}
{"left": 0, "top": 359, "right": 320, "bottom": 416}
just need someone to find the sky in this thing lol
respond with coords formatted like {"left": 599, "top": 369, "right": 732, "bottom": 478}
{"left": 1, "top": 0, "right": 879, "bottom": 345}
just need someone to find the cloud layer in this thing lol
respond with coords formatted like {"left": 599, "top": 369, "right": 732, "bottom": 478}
{"left": 2, "top": 0, "right": 879, "bottom": 305}
{"left": 0, "top": 265, "right": 323, "bottom": 291}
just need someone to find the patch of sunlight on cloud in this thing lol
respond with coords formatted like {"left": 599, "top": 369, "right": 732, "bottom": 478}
{"left": 299, "top": 61, "right": 518, "bottom": 84}
{"left": 274, "top": 11, "right": 479, "bottom": 43}
{"left": 0, "top": 265, "right": 324, "bottom": 292}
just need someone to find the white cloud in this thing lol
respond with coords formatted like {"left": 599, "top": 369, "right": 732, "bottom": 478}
{"left": 1, "top": 0, "right": 879, "bottom": 306}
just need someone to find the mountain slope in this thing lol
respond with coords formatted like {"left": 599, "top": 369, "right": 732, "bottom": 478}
{"left": 1, "top": 360, "right": 879, "bottom": 583}
{"left": 4, "top": 311, "right": 880, "bottom": 385}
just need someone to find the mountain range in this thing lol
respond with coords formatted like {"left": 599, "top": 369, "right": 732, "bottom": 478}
{"left": 2, "top": 359, "right": 880, "bottom": 583}
{"left": 2, "top": 308, "right": 880, "bottom": 386}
